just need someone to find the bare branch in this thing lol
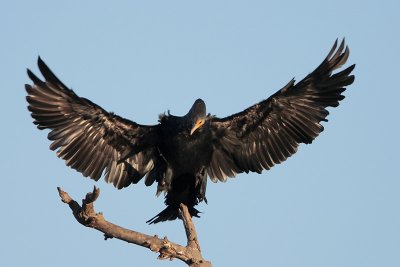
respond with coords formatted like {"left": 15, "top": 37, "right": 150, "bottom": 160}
{"left": 180, "top": 204, "right": 201, "bottom": 251}
{"left": 57, "top": 187, "right": 212, "bottom": 267}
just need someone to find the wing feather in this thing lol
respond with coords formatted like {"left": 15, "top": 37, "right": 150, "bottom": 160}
{"left": 26, "top": 57, "right": 158, "bottom": 188}
{"left": 208, "top": 39, "right": 355, "bottom": 181}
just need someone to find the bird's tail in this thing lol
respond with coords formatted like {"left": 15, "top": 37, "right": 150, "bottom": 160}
{"left": 146, "top": 205, "right": 201, "bottom": 224}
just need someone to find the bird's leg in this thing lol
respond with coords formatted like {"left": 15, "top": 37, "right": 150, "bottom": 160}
{"left": 194, "top": 167, "right": 207, "bottom": 204}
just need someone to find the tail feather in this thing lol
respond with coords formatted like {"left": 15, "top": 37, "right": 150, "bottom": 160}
{"left": 146, "top": 205, "right": 201, "bottom": 224}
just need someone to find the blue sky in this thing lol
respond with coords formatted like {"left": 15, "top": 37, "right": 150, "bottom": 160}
{"left": 1, "top": 1, "right": 399, "bottom": 266}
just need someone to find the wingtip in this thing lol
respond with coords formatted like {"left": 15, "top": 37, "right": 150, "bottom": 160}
{"left": 37, "top": 56, "right": 48, "bottom": 73}
{"left": 338, "top": 38, "right": 346, "bottom": 53}
{"left": 27, "top": 68, "right": 44, "bottom": 85}
{"left": 326, "top": 39, "right": 339, "bottom": 60}
{"left": 37, "top": 55, "right": 43, "bottom": 65}
{"left": 35, "top": 56, "right": 66, "bottom": 88}
{"left": 24, "top": 84, "right": 32, "bottom": 92}
{"left": 328, "top": 38, "right": 347, "bottom": 57}
{"left": 337, "top": 37, "right": 346, "bottom": 47}
{"left": 26, "top": 68, "right": 33, "bottom": 77}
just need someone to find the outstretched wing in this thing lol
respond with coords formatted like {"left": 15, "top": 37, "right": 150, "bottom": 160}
{"left": 26, "top": 57, "right": 159, "bottom": 189}
{"left": 208, "top": 39, "right": 355, "bottom": 182}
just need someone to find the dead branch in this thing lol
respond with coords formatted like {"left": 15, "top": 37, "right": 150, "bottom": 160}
{"left": 57, "top": 186, "right": 212, "bottom": 267}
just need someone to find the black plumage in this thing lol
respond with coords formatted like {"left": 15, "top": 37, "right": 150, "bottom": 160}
{"left": 26, "top": 39, "right": 355, "bottom": 224}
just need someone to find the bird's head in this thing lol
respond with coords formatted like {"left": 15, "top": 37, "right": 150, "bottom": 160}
{"left": 187, "top": 99, "right": 207, "bottom": 135}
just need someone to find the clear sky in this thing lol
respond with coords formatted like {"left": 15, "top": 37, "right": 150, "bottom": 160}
{"left": 1, "top": 1, "right": 399, "bottom": 266}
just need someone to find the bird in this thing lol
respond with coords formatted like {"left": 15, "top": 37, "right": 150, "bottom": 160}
{"left": 26, "top": 39, "right": 355, "bottom": 224}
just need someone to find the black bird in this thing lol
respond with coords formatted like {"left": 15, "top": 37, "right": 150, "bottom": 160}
{"left": 26, "top": 40, "right": 355, "bottom": 224}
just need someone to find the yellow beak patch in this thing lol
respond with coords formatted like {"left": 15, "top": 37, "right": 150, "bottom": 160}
{"left": 190, "top": 118, "right": 205, "bottom": 135}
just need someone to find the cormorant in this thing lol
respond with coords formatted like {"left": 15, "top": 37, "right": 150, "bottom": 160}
{"left": 26, "top": 39, "right": 355, "bottom": 224}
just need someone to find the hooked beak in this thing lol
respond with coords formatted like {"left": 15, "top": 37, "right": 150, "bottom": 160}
{"left": 190, "top": 118, "right": 205, "bottom": 135}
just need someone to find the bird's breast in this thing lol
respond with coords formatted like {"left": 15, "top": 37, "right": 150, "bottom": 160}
{"left": 158, "top": 129, "right": 213, "bottom": 176}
